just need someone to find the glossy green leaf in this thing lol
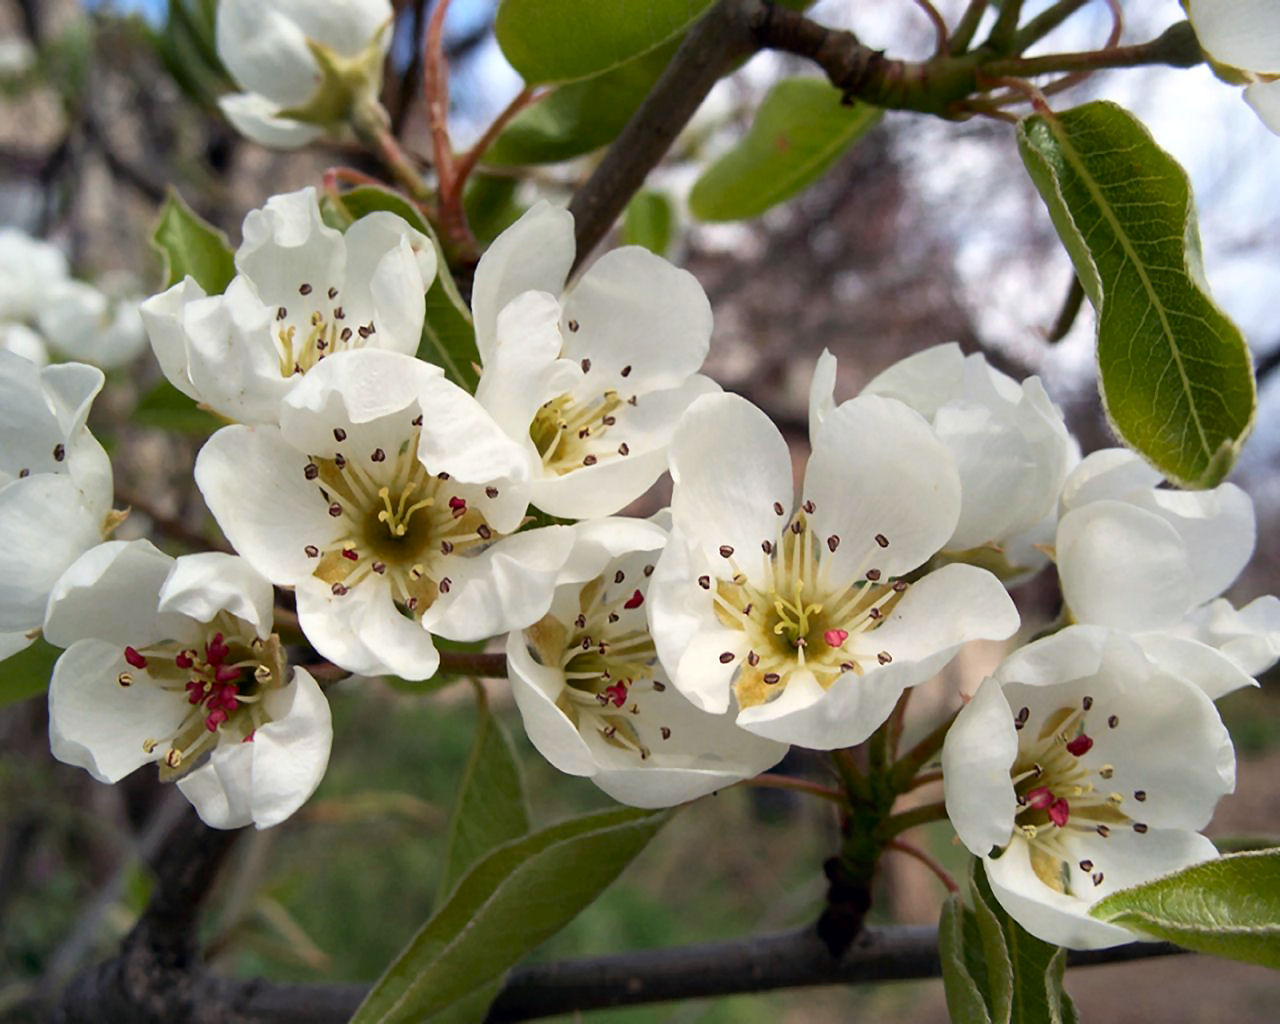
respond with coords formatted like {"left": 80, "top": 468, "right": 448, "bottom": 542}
{"left": 151, "top": 189, "right": 235, "bottom": 293}
{"left": 436, "top": 690, "right": 530, "bottom": 901}
{"left": 0, "top": 638, "right": 59, "bottom": 708}
{"left": 462, "top": 174, "right": 524, "bottom": 245}
{"left": 483, "top": 42, "right": 677, "bottom": 166}
{"left": 351, "top": 806, "right": 668, "bottom": 1024}
{"left": 132, "top": 379, "right": 223, "bottom": 435}
{"left": 330, "top": 185, "right": 480, "bottom": 393}
{"left": 1090, "top": 847, "right": 1280, "bottom": 968}
{"left": 689, "top": 78, "right": 882, "bottom": 222}
{"left": 495, "top": 0, "right": 711, "bottom": 85}
{"left": 939, "top": 894, "right": 995, "bottom": 1024}
{"left": 623, "top": 189, "right": 675, "bottom": 256}
{"left": 1017, "top": 101, "right": 1255, "bottom": 488}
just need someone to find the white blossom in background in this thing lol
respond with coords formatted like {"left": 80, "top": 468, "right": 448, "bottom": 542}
{"left": 1055, "top": 448, "right": 1278, "bottom": 698}
{"left": 0, "top": 351, "right": 115, "bottom": 659}
{"left": 216, "top": 0, "right": 393, "bottom": 148}
{"left": 45, "top": 541, "right": 331, "bottom": 830}
{"left": 196, "top": 349, "right": 573, "bottom": 682}
{"left": 649, "top": 390, "right": 1019, "bottom": 750}
{"left": 142, "top": 187, "right": 437, "bottom": 425}
{"left": 509, "top": 516, "right": 787, "bottom": 807}
{"left": 943, "top": 626, "right": 1235, "bottom": 949}
{"left": 1188, "top": 1, "right": 1280, "bottom": 135}
{"left": 813, "top": 344, "right": 1076, "bottom": 580}
{"left": 471, "top": 202, "right": 720, "bottom": 520}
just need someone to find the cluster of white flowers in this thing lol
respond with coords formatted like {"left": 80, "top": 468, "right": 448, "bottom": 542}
{"left": 0, "top": 228, "right": 145, "bottom": 369}
{"left": 1189, "top": 1, "right": 1280, "bottom": 135}
{"left": 10, "top": 183, "right": 1274, "bottom": 952}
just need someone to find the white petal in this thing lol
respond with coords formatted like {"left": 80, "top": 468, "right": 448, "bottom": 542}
{"left": 943, "top": 676, "right": 1019, "bottom": 854}
{"left": 279, "top": 0, "right": 391, "bottom": 60}
{"left": 1181, "top": 595, "right": 1280, "bottom": 676}
{"left": 177, "top": 744, "right": 255, "bottom": 829}
{"left": 557, "top": 516, "right": 669, "bottom": 587}
{"left": 0, "top": 323, "right": 49, "bottom": 366}
{"left": 471, "top": 201, "right": 574, "bottom": 361}
{"left": 140, "top": 277, "right": 206, "bottom": 400}
{"left": 668, "top": 392, "right": 793, "bottom": 581}
{"left": 807, "top": 349, "right": 838, "bottom": 447}
{"left": 0, "top": 630, "right": 32, "bottom": 659}
{"left": 1059, "top": 448, "right": 1161, "bottom": 512}
{"left": 48, "top": 640, "right": 187, "bottom": 783}
{"left": 560, "top": 247, "right": 712, "bottom": 389}
{"left": 1189, "top": 0, "right": 1280, "bottom": 73}
{"left": 1136, "top": 632, "right": 1257, "bottom": 701}
{"left": 353, "top": 584, "right": 441, "bottom": 681}
{"left": 295, "top": 578, "right": 393, "bottom": 678}
{"left": 217, "top": 93, "right": 326, "bottom": 149}
{"left": 195, "top": 424, "right": 341, "bottom": 584}
{"left": 216, "top": 0, "right": 322, "bottom": 105}
{"left": 158, "top": 553, "right": 275, "bottom": 636}
{"left": 805, "top": 394, "right": 960, "bottom": 578}
{"left": 341, "top": 211, "right": 436, "bottom": 353}
{"left": 245, "top": 668, "right": 333, "bottom": 827}
{"left": 507, "top": 632, "right": 600, "bottom": 777}
{"left": 422, "top": 526, "right": 575, "bottom": 641}
{"left": 1140, "top": 482, "right": 1254, "bottom": 604}
{"left": 281, "top": 348, "right": 444, "bottom": 432}
{"left": 861, "top": 342, "right": 966, "bottom": 418}
{"left": 1244, "top": 79, "right": 1280, "bottom": 135}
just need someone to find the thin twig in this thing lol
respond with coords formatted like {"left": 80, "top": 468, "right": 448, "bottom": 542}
{"left": 949, "top": 0, "right": 989, "bottom": 54}
{"left": 1011, "top": 0, "right": 1090, "bottom": 54}
{"left": 910, "top": 0, "right": 949, "bottom": 56}
{"left": 455, "top": 84, "right": 539, "bottom": 188}
{"left": 745, "top": 773, "right": 850, "bottom": 807}
{"left": 879, "top": 800, "right": 949, "bottom": 839}
{"left": 887, "top": 838, "right": 959, "bottom": 892}
{"left": 436, "top": 650, "right": 508, "bottom": 678}
{"left": 1046, "top": 275, "right": 1086, "bottom": 343}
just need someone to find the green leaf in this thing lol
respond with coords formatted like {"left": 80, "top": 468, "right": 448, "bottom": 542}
{"left": 351, "top": 806, "right": 668, "bottom": 1024}
{"left": 689, "top": 78, "right": 882, "bottom": 222}
{"left": 495, "top": 0, "right": 711, "bottom": 85}
{"left": 623, "top": 189, "right": 675, "bottom": 256}
{"left": 939, "top": 894, "right": 995, "bottom": 1024}
{"left": 437, "top": 690, "right": 530, "bottom": 901}
{"left": 329, "top": 185, "right": 480, "bottom": 393}
{"left": 151, "top": 189, "right": 236, "bottom": 293}
{"left": 1017, "top": 100, "right": 1255, "bottom": 488}
{"left": 462, "top": 174, "right": 524, "bottom": 245}
{"left": 1090, "top": 847, "right": 1280, "bottom": 968}
{"left": 0, "top": 638, "right": 59, "bottom": 708}
{"left": 483, "top": 42, "right": 677, "bottom": 166}
{"left": 132, "top": 379, "right": 223, "bottom": 435}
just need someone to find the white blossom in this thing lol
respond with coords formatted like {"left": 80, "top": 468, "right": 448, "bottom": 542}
{"left": 471, "top": 202, "right": 720, "bottom": 519}
{"left": 195, "top": 349, "right": 573, "bottom": 681}
{"left": 943, "top": 626, "right": 1235, "bottom": 949}
{"left": 0, "top": 351, "right": 114, "bottom": 659}
{"left": 816, "top": 344, "right": 1075, "bottom": 579}
{"left": 509, "top": 516, "right": 787, "bottom": 807}
{"left": 1189, "top": 1, "right": 1280, "bottom": 135}
{"left": 216, "top": 0, "right": 393, "bottom": 148}
{"left": 142, "top": 187, "right": 437, "bottom": 425}
{"left": 1056, "top": 448, "right": 1272, "bottom": 698}
{"left": 649, "top": 390, "right": 1019, "bottom": 750}
{"left": 45, "top": 540, "right": 331, "bottom": 830}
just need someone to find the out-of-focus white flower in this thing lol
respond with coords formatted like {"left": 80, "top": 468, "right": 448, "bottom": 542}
{"left": 0, "top": 351, "right": 114, "bottom": 659}
{"left": 509, "top": 516, "right": 787, "bottom": 807}
{"left": 943, "top": 626, "right": 1234, "bottom": 949}
{"left": 471, "top": 202, "right": 719, "bottom": 520}
{"left": 216, "top": 0, "right": 393, "bottom": 148}
{"left": 1189, "top": 1, "right": 1280, "bottom": 135}
{"left": 0, "top": 323, "right": 49, "bottom": 366}
{"left": 1056, "top": 448, "right": 1273, "bottom": 698}
{"left": 817, "top": 344, "right": 1076, "bottom": 579}
{"left": 142, "top": 187, "right": 436, "bottom": 425}
{"left": 649, "top": 390, "right": 1019, "bottom": 750}
{"left": 45, "top": 541, "right": 331, "bottom": 830}
{"left": 0, "top": 229, "right": 67, "bottom": 324}
{"left": 0, "top": 36, "right": 35, "bottom": 77}
{"left": 196, "top": 349, "right": 573, "bottom": 681}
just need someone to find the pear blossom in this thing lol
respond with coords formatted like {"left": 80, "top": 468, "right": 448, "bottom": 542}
{"left": 649, "top": 391, "right": 1019, "bottom": 750}
{"left": 943, "top": 626, "right": 1235, "bottom": 949}
{"left": 1055, "top": 448, "right": 1273, "bottom": 698}
{"left": 0, "top": 351, "right": 115, "bottom": 659}
{"left": 142, "top": 187, "right": 436, "bottom": 425}
{"left": 470, "top": 202, "right": 720, "bottom": 520}
{"left": 216, "top": 0, "right": 393, "bottom": 148}
{"left": 813, "top": 345, "right": 1075, "bottom": 579}
{"left": 1188, "top": 1, "right": 1280, "bottom": 135}
{"left": 45, "top": 540, "right": 330, "bottom": 829}
{"left": 509, "top": 516, "right": 787, "bottom": 807}
{"left": 195, "top": 348, "right": 573, "bottom": 681}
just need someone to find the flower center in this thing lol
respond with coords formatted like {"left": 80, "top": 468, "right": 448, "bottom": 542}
{"left": 527, "top": 562, "right": 669, "bottom": 760}
{"left": 273, "top": 282, "right": 377, "bottom": 378}
{"left": 708, "top": 506, "right": 907, "bottom": 711}
{"left": 118, "top": 625, "right": 287, "bottom": 779}
{"left": 529, "top": 384, "right": 633, "bottom": 475}
{"left": 301, "top": 421, "right": 498, "bottom": 618}
{"left": 1005, "top": 696, "right": 1149, "bottom": 893}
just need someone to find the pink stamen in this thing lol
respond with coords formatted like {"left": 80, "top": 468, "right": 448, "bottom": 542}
{"left": 186, "top": 681, "right": 205, "bottom": 704}
{"left": 205, "top": 708, "right": 228, "bottom": 731}
{"left": 242, "top": 731, "right": 256, "bottom": 743}
{"left": 1025, "top": 786, "right": 1054, "bottom": 810}
{"left": 175, "top": 650, "right": 194, "bottom": 669}
{"left": 1065, "top": 733, "right": 1093, "bottom": 757}
{"left": 823, "top": 629, "right": 849, "bottom": 648}
{"left": 124, "top": 646, "right": 148, "bottom": 669}
{"left": 1048, "top": 797, "right": 1070, "bottom": 827}
{"left": 205, "top": 633, "right": 229, "bottom": 665}
{"left": 215, "top": 665, "right": 241, "bottom": 684}
{"left": 623, "top": 589, "right": 644, "bottom": 610}
{"left": 449, "top": 496, "right": 467, "bottom": 512}
{"left": 602, "top": 682, "right": 629, "bottom": 707}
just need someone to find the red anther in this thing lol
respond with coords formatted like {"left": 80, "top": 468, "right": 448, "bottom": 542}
{"left": 1025, "top": 786, "right": 1054, "bottom": 810}
{"left": 1048, "top": 797, "right": 1070, "bottom": 827}
{"left": 341, "top": 548, "right": 359, "bottom": 561}
{"left": 206, "top": 633, "right": 229, "bottom": 664}
{"left": 449, "top": 496, "right": 467, "bottom": 511}
{"left": 215, "top": 665, "right": 241, "bottom": 684}
{"left": 205, "top": 708, "right": 229, "bottom": 731}
{"left": 623, "top": 589, "right": 644, "bottom": 610}
{"left": 823, "top": 629, "right": 849, "bottom": 648}
{"left": 186, "top": 681, "right": 205, "bottom": 704}
{"left": 1065, "top": 733, "right": 1094, "bottom": 757}
{"left": 175, "top": 650, "right": 194, "bottom": 669}
{"left": 602, "top": 682, "right": 629, "bottom": 707}
{"left": 242, "top": 731, "right": 256, "bottom": 743}
{"left": 124, "top": 646, "right": 148, "bottom": 669}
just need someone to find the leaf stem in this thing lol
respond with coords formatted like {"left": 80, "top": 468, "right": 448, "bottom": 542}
{"left": 879, "top": 800, "right": 949, "bottom": 839}
{"left": 745, "top": 774, "right": 851, "bottom": 807}
{"left": 982, "top": 21, "right": 1203, "bottom": 79}
{"left": 887, "top": 838, "right": 959, "bottom": 892}
{"left": 948, "top": 0, "right": 989, "bottom": 55}
{"left": 454, "top": 84, "right": 540, "bottom": 191}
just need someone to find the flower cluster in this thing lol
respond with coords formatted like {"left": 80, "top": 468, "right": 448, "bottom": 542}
{"left": 14, "top": 184, "right": 1272, "bottom": 959}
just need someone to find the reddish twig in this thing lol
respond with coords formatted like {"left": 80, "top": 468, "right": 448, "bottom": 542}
{"left": 887, "top": 838, "right": 959, "bottom": 893}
